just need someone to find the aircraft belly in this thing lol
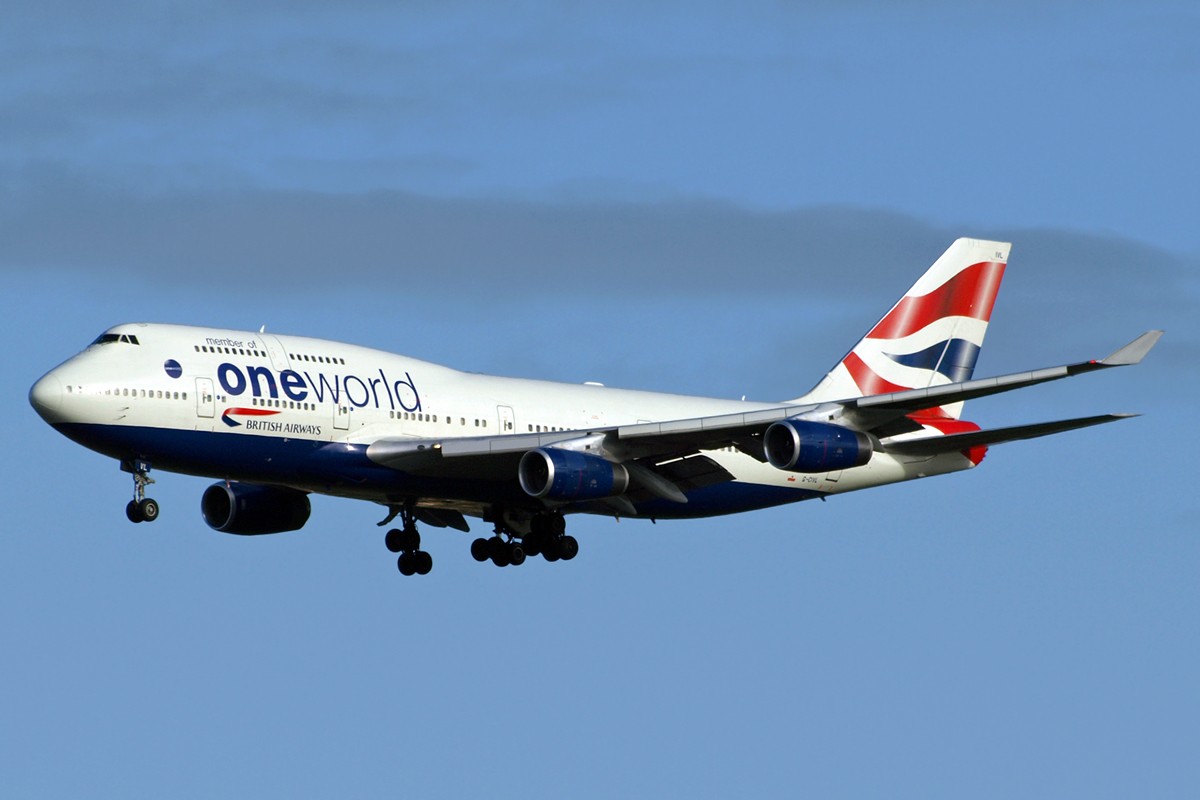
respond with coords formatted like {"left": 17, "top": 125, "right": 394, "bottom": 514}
{"left": 51, "top": 422, "right": 533, "bottom": 507}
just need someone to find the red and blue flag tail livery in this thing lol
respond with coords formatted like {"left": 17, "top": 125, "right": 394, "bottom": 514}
{"left": 795, "top": 237, "right": 1008, "bottom": 420}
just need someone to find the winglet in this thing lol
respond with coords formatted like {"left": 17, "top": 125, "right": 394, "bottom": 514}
{"left": 1101, "top": 331, "right": 1163, "bottom": 366}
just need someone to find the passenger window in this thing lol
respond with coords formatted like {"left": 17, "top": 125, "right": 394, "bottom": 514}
{"left": 182, "top": 393, "right": 187, "bottom": 400}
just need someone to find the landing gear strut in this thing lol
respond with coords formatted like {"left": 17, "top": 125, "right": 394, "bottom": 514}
{"left": 123, "top": 460, "right": 159, "bottom": 523}
{"left": 471, "top": 512, "right": 575, "bottom": 567}
{"left": 385, "top": 504, "right": 432, "bottom": 576}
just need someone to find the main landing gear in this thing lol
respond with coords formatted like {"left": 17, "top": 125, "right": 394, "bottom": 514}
{"left": 471, "top": 512, "right": 577, "bottom": 568}
{"left": 123, "top": 460, "right": 159, "bottom": 523}
{"left": 384, "top": 506, "right": 432, "bottom": 576}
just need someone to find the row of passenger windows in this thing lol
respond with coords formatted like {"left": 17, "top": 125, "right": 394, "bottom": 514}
{"left": 251, "top": 397, "right": 316, "bottom": 411}
{"left": 379, "top": 411, "right": 567, "bottom": 433}
{"left": 65, "top": 385, "right": 187, "bottom": 400}
{"left": 387, "top": 411, "right": 490, "bottom": 427}
{"left": 291, "top": 353, "right": 345, "bottom": 365}
{"left": 197, "top": 345, "right": 262, "bottom": 357}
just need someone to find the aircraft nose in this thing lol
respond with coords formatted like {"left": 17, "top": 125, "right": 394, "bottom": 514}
{"left": 29, "top": 371, "right": 63, "bottom": 418}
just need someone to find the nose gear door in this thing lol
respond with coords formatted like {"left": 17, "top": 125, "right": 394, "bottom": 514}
{"left": 196, "top": 378, "right": 215, "bottom": 418}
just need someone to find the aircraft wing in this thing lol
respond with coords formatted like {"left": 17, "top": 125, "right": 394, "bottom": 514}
{"left": 612, "top": 330, "right": 1161, "bottom": 445}
{"left": 365, "top": 331, "right": 1160, "bottom": 498}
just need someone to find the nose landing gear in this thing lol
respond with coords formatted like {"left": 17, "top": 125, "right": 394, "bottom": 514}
{"left": 123, "top": 460, "right": 159, "bottom": 523}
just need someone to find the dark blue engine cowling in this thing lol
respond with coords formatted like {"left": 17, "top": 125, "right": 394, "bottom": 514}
{"left": 519, "top": 448, "right": 630, "bottom": 501}
{"left": 763, "top": 419, "right": 873, "bottom": 473}
{"left": 201, "top": 482, "right": 312, "bottom": 535}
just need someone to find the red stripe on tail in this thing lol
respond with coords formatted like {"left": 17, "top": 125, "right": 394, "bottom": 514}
{"left": 867, "top": 260, "right": 1005, "bottom": 341}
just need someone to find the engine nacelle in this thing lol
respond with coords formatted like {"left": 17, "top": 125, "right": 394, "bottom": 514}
{"left": 763, "top": 419, "right": 873, "bottom": 473}
{"left": 519, "top": 448, "right": 630, "bottom": 501}
{"left": 201, "top": 482, "right": 311, "bottom": 535}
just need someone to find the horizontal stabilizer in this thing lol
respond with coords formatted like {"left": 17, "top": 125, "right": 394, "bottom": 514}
{"left": 884, "top": 413, "right": 1136, "bottom": 457}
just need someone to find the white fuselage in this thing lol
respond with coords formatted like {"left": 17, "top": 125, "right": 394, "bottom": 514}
{"left": 31, "top": 323, "right": 976, "bottom": 519}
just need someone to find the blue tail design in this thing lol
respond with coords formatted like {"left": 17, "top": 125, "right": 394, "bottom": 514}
{"left": 884, "top": 339, "right": 981, "bottom": 384}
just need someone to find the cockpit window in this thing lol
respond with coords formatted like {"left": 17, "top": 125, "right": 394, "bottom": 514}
{"left": 91, "top": 333, "right": 141, "bottom": 346}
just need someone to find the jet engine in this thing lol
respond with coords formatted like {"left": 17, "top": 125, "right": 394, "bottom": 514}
{"left": 201, "top": 482, "right": 312, "bottom": 535}
{"left": 519, "top": 448, "right": 630, "bottom": 501}
{"left": 763, "top": 419, "right": 873, "bottom": 473}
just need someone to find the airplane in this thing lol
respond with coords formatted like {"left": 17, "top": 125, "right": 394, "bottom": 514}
{"left": 28, "top": 238, "right": 1161, "bottom": 576}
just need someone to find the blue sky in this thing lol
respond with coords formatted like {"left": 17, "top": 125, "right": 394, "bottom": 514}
{"left": 3, "top": 2, "right": 1198, "bottom": 798}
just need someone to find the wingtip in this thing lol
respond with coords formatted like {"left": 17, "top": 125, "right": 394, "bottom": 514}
{"left": 1101, "top": 330, "right": 1163, "bottom": 366}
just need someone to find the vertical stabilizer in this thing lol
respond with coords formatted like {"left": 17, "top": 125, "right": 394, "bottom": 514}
{"left": 793, "top": 238, "right": 1009, "bottom": 419}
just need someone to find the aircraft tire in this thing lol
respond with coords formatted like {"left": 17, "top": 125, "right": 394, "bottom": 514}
{"left": 508, "top": 543, "right": 526, "bottom": 566}
{"left": 398, "top": 552, "right": 416, "bottom": 576}
{"left": 414, "top": 551, "right": 433, "bottom": 575}
{"left": 471, "top": 538, "right": 490, "bottom": 562}
{"left": 398, "top": 527, "right": 420, "bottom": 552}
{"left": 559, "top": 535, "right": 578, "bottom": 561}
{"left": 138, "top": 498, "right": 159, "bottom": 522}
{"left": 126, "top": 500, "right": 143, "bottom": 523}
{"left": 542, "top": 539, "right": 560, "bottom": 562}
{"left": 549, "top": 513, "right": 566, "bottom": 535}
{"left": 522, "top": 533, "right": 543, "bottom": 557}
{"left": 385, "top": 528, "right": 404, "bottom": 553}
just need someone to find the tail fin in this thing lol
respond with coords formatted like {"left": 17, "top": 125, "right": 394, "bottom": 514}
{"left": 794, "top": 238, "right": 1009, "bottom": 419}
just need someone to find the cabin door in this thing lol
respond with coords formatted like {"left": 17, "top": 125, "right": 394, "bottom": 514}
{"left": 195, "top": 378, "right": 215, "bottom": 418}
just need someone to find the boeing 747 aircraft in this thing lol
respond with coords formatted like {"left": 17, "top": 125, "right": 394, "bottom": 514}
{"left": 29, "top": 239, "right": 1160, "bottom": 576}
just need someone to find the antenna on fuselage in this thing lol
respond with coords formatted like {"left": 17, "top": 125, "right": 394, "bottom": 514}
{"left": 260, "top": 325, "right": 266, "bottom": 333}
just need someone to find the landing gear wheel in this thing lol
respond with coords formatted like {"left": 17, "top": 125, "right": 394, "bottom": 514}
{"left": 549, "top": 513, "right": 566, "bottom": 535}
{"left": 126, "top": 500, "right": 143, "bottom": 523}
{"left": 385, "top": 528, "right": 404, "bottom": 553}
{"left": 471, "top": 538, "right": 490, "bottom": 562}
{"left": 138, "top": 498, "right": 159, "bottom": 522}
{"left": 414, "top": 551, "right": 433, "bottom": 575}
{"left": 522, "top": 534, "right": 543, "bottom": 557}
{"left": 490, "top": 536, "right": 511, "bottom": 567}
{"left": 396, "top": 527, "right": 420, "bottom": 552}
{"left": 542, "top": 539, "right": 561, "bottom": 562}
{"left": 559, "top": 535, "right": 578, "bottom": 560}
{"left": 508, "top": 542, "right": 526, "bottom": 566}
{"left": 398, "top": 552, "right": 417, "bottom": 576}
